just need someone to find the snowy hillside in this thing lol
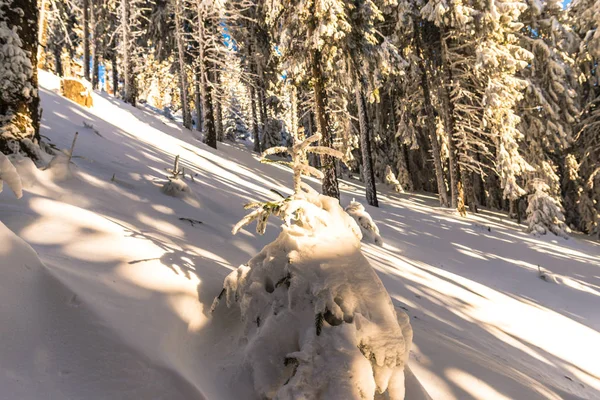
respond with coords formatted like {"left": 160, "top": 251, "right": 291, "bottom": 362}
{"left": 0, "top": 71, "right": 599, "bottom": 400}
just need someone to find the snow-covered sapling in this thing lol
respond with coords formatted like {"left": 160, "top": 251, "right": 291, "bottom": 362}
{"left": 345, "top": 199, "right": 384, "bottom": 246}
{"left": 526, "top": 180, "right": 570, "bottom": 238}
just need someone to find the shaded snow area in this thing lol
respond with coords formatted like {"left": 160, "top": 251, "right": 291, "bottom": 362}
{"left": 0, "top": 70, "right": 599, "bottom": 399}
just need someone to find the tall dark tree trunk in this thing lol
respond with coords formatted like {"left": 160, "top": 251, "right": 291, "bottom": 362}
{"left": 197, "top": 5, "right": 216, "bottom": 148}
{"left": 121, "top": 0, "right": 136, "bottom": 105}
{"left": 389, "top": 93, "right": 413, "bottom": 191}
{"left": 415, "top": 21, "right": 449, "bottom": 207}
{"left": 174, "top": 0, "right": 191, "bottom": 130}
{"left": 90, "top": 0, "right": 98, "bottom": 89}
{"left": 312, "top": 49, "right": 339, "bottom": 200}
{"left": 462, "top": 167, "right": 478, "bottom": 213}
{"left": 0, "top": 0, "right": 40, "bottom": 156}
{"left": 249, "top": 82, "right": 260, "bottom": 153}
{"left": 83, "top": 0, "right": 90, "bottom": 81}
{"left": 53, "top": 45, "right": 63, "bottom": 76}
{"left": 440, "top": 33, "right": 460, "bottom": 209}
{"left": 356, "top": 85, "right": 378, "bottom": 207}
{"left": 111, "top": 53, "right": 118, "bottom": 96}
{"left": 194, "top": 69, "right": 202, "bottom": 132}
{"left": 212, "top": 68, "right": 223, "bottom": 142}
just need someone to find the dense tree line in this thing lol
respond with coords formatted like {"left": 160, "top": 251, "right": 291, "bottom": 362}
{"left": 1, "top": 0, "right": 598, "bottom": 238}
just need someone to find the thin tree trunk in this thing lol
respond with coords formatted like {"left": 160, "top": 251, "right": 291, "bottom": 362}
{"left": 37, "top": 0, "right": 49, "bottom": 68}
{"left": 356, "top": 85, "right": 378, "bottom": 207}
{"left": 440, "top": 33, "right": 460, "bottom": 209}
{"left": 121, "top": 0, "right": 135, "bottom": 105}
{"left": 54, "top": 45, "right": 63, "bottom": 76}
{"left": 111, "top": 53, "right": 118, "bottom": 96}
{"left": 174, "top": 0, "right": 191, "bottom": 130}
{"left": 194, "top": 68, "right": 202, "bottom": 132}
{"left": 90, "top": 0, "right": 98, "bottom": 89}
{"left": 212, "top": 68, "right": 223, "bottom": 141}
{"left": 249, "top": 82, "right": 260, "bottom": 152}
{"left": 462, "top": 167, "right": 478, "bottom": 213}
{"left": 197, "top": 3, "right": 215, "bottom": 148}
{"left": 83, "top": 0, "right": 90, "bottom": 81}
{"left": 415, "top": 22, "right": 449, "bottom": 207}
{"left": 389, "top": 93, "right": 413, "bottom": 191}
{"left": 312, "top": 50, "right": 339, "bottom": 200}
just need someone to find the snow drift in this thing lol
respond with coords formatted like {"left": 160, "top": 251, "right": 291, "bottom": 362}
{"left": 213, "top": 185, "right": 411, "bottom": 399}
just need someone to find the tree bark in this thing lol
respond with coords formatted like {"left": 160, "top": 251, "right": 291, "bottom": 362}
{"left": 90, "top": 0, "right": 98, "bottom": 89}
{"left": 111, "top": 53, "right": 118, "bottom": 96}
{"left": 83, "top": 0, "right": 90, "bottom": 81}
{"left": 174, "top": 0, "right": 191, "bottom": 130}
{"left": 197, "top": 3, "right": 216, "bottom": 148}
{"left": 0, "top": 0, "right": 40, "bottom": 156}
{"left": 356, "top": 85, "right": 378, "bottom": 207}
{"left": 194, "top": 68, "right": 202, "bottom": 132}
{"left": 121, "top": 0, "right": 136, "bottom": 105}
{"left": 312, "top": 49, "right": 339, "bottom": 200}
{"left": 212, "top": 68, "right": 223, "bottom": 141}
{"left": 249, "top": 81, "right": 260, "bottom": 153}
{"left": 415, "top": 21, "right": 449, "bottom": 207}
{"left": 37, "top": 0, "right": 49, "bottom": 69}
{"left": 440, "top": 33, "right": 460, "bottom": 209}
{"left": 389, "top": 93, "right": 413, "bottom": 191}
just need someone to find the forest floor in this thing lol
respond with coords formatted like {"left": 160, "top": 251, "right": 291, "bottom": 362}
{"left": 0, "top": 70, "right": 599, "bottom": 400}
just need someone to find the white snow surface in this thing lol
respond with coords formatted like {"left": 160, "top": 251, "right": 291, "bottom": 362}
{"left": 0, "top": 70, "right": 599, "bottom": 399}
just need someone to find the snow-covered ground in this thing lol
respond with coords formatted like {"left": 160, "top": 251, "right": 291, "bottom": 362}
{"left": 0, "top": 70, "right": 599, "bottom": 399}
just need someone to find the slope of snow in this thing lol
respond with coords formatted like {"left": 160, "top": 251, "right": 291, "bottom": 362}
{"left": 0, "top": 70, "right": 598, "bottom": 399}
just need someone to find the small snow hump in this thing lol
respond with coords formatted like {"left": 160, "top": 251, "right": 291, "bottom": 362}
{"left": 345, "top": 199, "right": 384, "bottom": 246}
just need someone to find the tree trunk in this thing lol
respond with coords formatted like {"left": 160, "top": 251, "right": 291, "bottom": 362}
{"left": 0, "top": 0, "right": 40, "bottom": 156}
{"left": 249, "top": 82, "right": 260, "bottom": 153}
{"left": 356, "top": 85, "right": 378, "bottom": 207}
{"left": 37, "top": 0, "right": 49, "bottom": 69}
{"left": 461, "top": 167, "right": 478, "bottom": 213}
{"left": 90, "top": 0, "right": 98, "bottom": 89}
{"left": 121, "top": 0, "right": 136, "bottom": 105}
{"left": 312, "top": 49, "right": 339, "bottom": 200}
{"left": 197, "top": 4, "right": 216, "bottom": 148}
{"left": 111, "top": 53, "right": 118, "bottom": 96}
{"left": 83, "top": 0, "right": 90, "bottom": 81}
{"left": 389, "top": 93, "right": 413, "bottom": 191}
{"left": 440, "top": 34, "right": 460, "bottom": 209}
{"left": 53, "top": 45, "right": 63, "bottom": 76}
{"left": 415, "top": 23, "right": 449, "bottom": 207}
{"left": 174, "top": 0, "right": 191, "bottom": 130}
{"left": 212, "top": 68, "right": 223, "bottom": 141}
{"left": 194, "top": 68, "right": 202, "bottom": 132}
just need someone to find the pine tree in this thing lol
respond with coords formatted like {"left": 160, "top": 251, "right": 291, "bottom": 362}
{"left": 0, "top": 0, "right": 40, "bottom": 157}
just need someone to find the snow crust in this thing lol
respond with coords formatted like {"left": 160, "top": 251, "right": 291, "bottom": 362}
{"left": 215, "top": 186, "right": 410, "bottom": 399}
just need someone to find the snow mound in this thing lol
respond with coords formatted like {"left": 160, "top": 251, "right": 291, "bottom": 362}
{"left": 0, "top": 153, "right": 23, "bottom": 198}
{"left": 47, "top": 151, "right": 76, "bottom": 181}
{"left": 161, "top": 177, "right": 191, "bottom": 198}
{"left": 345, "top": 200, "right": 384, "bottom": 246}
{"left": 213, "top": 186, "right": 410, "bottom": 399}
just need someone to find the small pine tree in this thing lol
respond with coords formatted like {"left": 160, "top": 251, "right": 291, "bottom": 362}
{"left": 526, "top": 180, "right": 569, "bottom": 238}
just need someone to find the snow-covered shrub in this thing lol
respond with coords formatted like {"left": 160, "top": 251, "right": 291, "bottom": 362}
{"left": 160, "top": 177, "right": 190, "bottom": 198}
{"left": 213, "top": 184, "right": 411, "bottom": 399}
{"left": 345, "top": 199, "right": 384, "bottom": 246}
{"left": 385, "top": 165, "right": 404, "bottom": 193}
{"left": 60, "top": 77, "right": 93, "bottom": 108}
{"left": 0, "top": 152, "right": 22, "bottom": 198}
{"left": 526, "top": 180, "right": 570, "bottom": 238}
